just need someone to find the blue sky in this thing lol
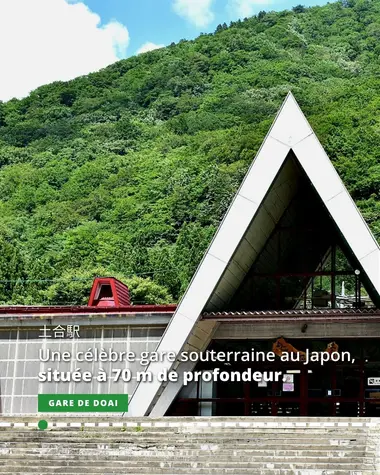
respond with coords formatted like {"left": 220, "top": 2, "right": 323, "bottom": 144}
{"left": 84, "top": 0, "right": 329, "bottom": 55}
{"left": 0, "top": 0, "right": 329, "bottom": 102}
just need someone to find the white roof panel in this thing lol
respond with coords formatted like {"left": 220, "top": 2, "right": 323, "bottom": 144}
{"left": 128, "top": 92, "right": 380, "bottom": 417}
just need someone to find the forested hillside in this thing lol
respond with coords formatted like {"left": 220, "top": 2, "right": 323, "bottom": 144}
{"left": 0, "top": 0, "right": 379, "bottom": 305}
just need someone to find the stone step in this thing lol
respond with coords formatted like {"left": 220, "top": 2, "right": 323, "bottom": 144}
{"left": 0, "top": 446, "right": 371, "bottom": 456}
{"left": 0, "top": 440, "right": 371, "bottom": 447}
{"left": 0, "top": 459, "right": 376, "bottom": 474}
{"left": 0, "top": 431, "right": 370, "bottom": 439}
{"left": 0, "top": 426, "right": 372, "bottom": 436}
{"left": 0, "top": 466, "right": 377, "bottom": 475}
{"left": 1, "top": 416, "right": 376, "bottom": 422}
{"left": 0, "top": 435, "right": 369, "bottom": 443}
{"left": 0, "top": 426, "right": 371, "bottom": 433}
{"left": 0, "top": 436, "right": 370, "bottom": 443}
{"left": 0, "top": 417, "right": 378, "bottom": 475}
{"left": 0, "top": 435, "right": 370, "bottom": 443}
{"left": 0, "top": 471, "right": 377, "bottom": 475}
{"left": 0, "top": 441, "right": 372, "bottom": 449}
{"left": 3, "top": 438, "right": 377, "bottom": 450}
{"left": 0, "top": 452, "right": 372, "bottom": 463}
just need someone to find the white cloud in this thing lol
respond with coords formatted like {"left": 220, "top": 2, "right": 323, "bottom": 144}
{"left": 0, "top": 0, "right": 130, "bottom": 101}
{"left": 136, "top": 42, "right": 165, "bottom": 55}
{"left": 172, "top": 0, "right": 215, "bottom": 28}
{"left": 229, "top": 0, "right": 269, "bottom": 18}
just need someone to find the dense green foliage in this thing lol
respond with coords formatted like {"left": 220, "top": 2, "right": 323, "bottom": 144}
{"left": 0, "top": 0, "right": 379, "bottom": 304}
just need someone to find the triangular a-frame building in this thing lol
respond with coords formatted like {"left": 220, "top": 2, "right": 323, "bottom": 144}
{"left": 128, "top": 93, "right": 380, "bottom": 417}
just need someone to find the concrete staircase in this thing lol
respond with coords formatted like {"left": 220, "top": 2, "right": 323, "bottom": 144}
{"left": 0, "top": 417, "right": 379, "bottom": 474}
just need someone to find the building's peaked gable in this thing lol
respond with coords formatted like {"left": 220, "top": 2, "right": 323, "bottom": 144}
{"left": 128, "top": 92, "right": 380, "bottom": 417}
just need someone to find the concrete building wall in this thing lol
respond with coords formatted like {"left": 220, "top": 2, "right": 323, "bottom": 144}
{"left": 0, "top": 326, "right": 165, "bottom": 415}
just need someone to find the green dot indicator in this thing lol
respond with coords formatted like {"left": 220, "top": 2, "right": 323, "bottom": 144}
{"left": 38, "top": 420, "right": 48, "bottom": 430}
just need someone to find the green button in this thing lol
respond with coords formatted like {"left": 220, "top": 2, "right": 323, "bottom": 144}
{"left": 38, "top": 394, "right": 128, "bottom": 412}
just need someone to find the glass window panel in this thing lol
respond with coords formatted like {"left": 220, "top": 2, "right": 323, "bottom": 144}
{"left": 129, "top": 361, "right": 142, "bottom": 378}
{"left": 75, "top": 342, "right": 93, "bottom": 353}
{"left": 102, "top": 329, "right": 111, "bottom": 338}
{"left": 16, "top": 343, "right": 27, "bottom": 360}
{"left": 131, "top": 328, "right": 149, "bottom": 338}
{"left": 56, "top": 362, "right": 71, "bottom": 372}
{"left": 7, "top": 344, "right": 16, "bottom": 359}
{"left": 14, "top": 379, "right": 24, "bottom": 395}
{"left": 5, "top": 376, "right": 14, "bottom": 395}
{"left": 6, "top": 361, "right": 15, "bottom": 378}
{"left": 11, "top": 397, "right": 22, "bottom": 414}
{"left": 40, "top": 382, "right": 57, "bottom": 394}
{"left": 27, "top": 330, "right": 40, "bottom": 339}
{"left": 149, "top": 328, "right": 165, "bottom": 338}
{"left": 0, "top": 331, "right": 11, "bottom": 340}
{"left": 18, "top": 331, "right": 30, "bottom": 340}
{"left": 146, "top": 341, "right": 159, "bottom": 352}
{"left": 0, "top": 343, "right": 9, "bottom": 360}
{"left": 1, "top": 396, "right": 12, "bottom": 414}
{"left": 24, "top": 361, "right": 39, "bottom": 376}
{"left": 58, "top": 341, "right": 73, "bottom": 353}
{"left": 130, "top": 342, "right": 148, "bottom": 357}
{"left": 0, "top": 361, "right": 9, "bottom": 377}
{"left": 75, "top": 381, "right": 92, "bottom": 394}
{"left": 15, "top": 362, "right": 25, "bottom": 378}
{"left": 25, "top": 343, "right": 40, "bottom": 360}
{"left": 23, "top": 379, "right": 39, "bottom": 395}
{"left": 112, "top": 342, "right": 128, "bottom": 353}
{"left": 21, "top": 396, "right": 37, "bottom": 414}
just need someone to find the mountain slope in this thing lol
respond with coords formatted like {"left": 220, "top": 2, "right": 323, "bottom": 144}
{"left": 0, "top": 0, "right": 379, "bottom": 304}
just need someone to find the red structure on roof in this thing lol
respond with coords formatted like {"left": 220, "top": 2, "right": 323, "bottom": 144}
{"left": 88, "top": 277, "right": 131, "bottom": 307}
{"left": 0, "top": 276, "right": 177, "bottom": 316}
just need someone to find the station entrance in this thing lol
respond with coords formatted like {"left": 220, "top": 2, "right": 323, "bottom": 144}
{"left": 166, "top": 154, "right": 380, "bottom": 418}
{"left": 169, "top": 338, "right": 380, "bottom": 417}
